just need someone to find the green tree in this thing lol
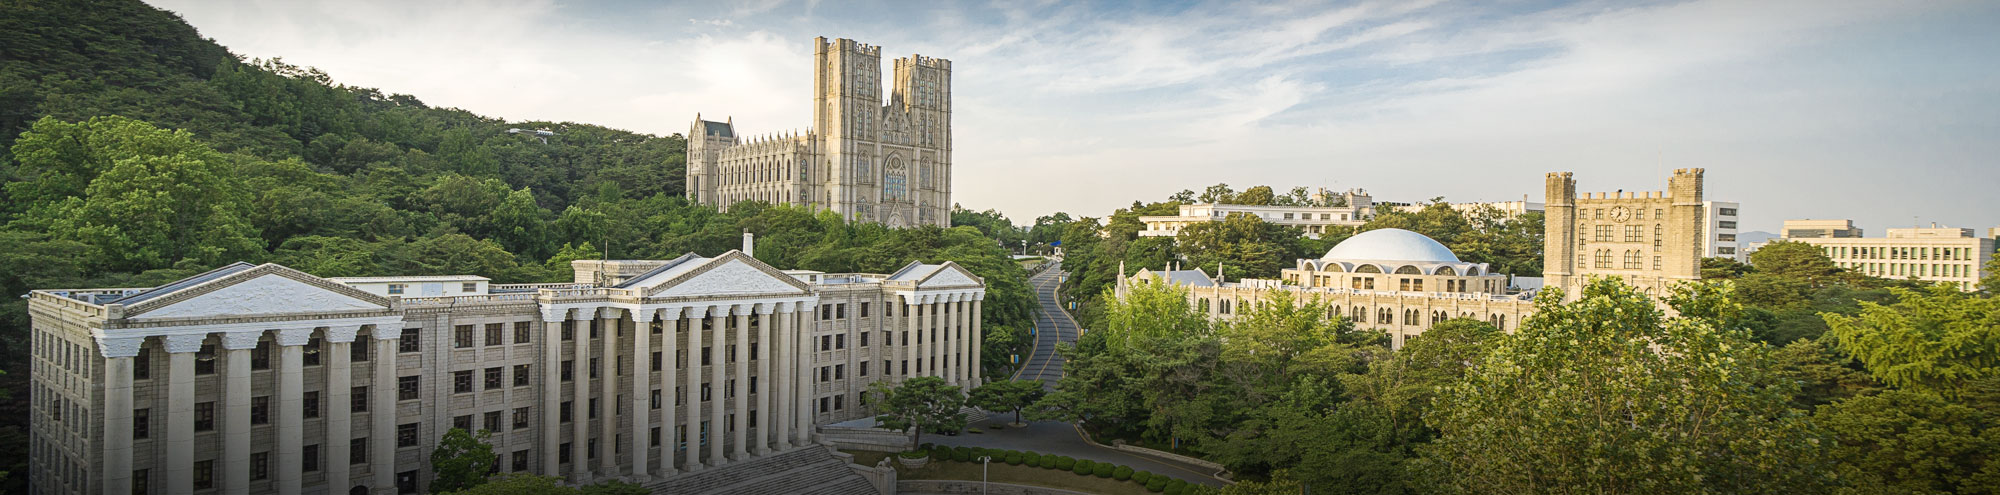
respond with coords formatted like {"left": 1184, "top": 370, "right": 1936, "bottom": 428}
{"left": 429, "top": 427, "right": 498, "bottom": 493}
{"left": 1814, "top": 388, "right": 2000, "bottom": 494}
{"left": 1701, "top": 256, "right": 1754, "bottom": 280}
{"left": 968, "top": 379, "right": 1046, "bottom": 426}
{"left": 874, "top": 376, "right": 967, "bottom": 448}
{"left": 1823, "top": 284, "right": 2000, "bottom": 399}
{"left": 1416, "top": 280, "right": 1834, "bottom": 494}
{"left": 1175, "top": 213, "right": 1305, "bottom": 280}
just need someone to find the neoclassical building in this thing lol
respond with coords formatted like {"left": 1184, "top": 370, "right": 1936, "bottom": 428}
{"left": 29, "top": 237, "right": 985, "bottom": 494}
{"left": 688, "top": 37, "right": 953, "bottom": 227}
{"left": 1119, "top": 228, "right": 1537, "bottom": 349}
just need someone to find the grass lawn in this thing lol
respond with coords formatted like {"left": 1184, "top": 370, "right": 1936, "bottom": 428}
{"left": 845, "top": 450, "right": 1153, "bottom": 495}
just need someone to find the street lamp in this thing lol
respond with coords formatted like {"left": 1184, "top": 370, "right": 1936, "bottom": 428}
{"left": 980, "top": 455, "right": 992, "bottom": 494}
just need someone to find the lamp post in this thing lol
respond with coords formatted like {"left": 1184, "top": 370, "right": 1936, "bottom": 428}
{"left": 980, "top": 455, "right": 992, "bottom": 494}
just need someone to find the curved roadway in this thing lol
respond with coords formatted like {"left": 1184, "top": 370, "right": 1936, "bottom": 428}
{"left": 1013, "top": 261, "right": 1077, "bottom": 388}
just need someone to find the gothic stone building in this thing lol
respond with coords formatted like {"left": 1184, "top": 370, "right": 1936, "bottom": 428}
{"left": 689, "top": 37, "right": 953, "bottom": 228}
{"left": 1544, "top": 168, "right": 1708, "bottom": 299}
{"left": 29, "top": 242, "right": 986, "bottom": 494}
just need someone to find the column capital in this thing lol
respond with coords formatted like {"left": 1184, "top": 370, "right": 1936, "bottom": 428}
{"left": 659, "top": 306, "right": 684, "bottom": 320}
{"left": 628, "top": 307, "right": 656, "bottom": 323}
{"left": 730, "top": 304, "right": 753, "bottom": 316}
{"left": 972, "top": 292, "right": 986, "bottom": 302}
{"left": 95, "top": 334, "right": 146, "bottom": 358}
{"left": 369, "top": 322, "right": 405, "bottom": 340}
{"left": 220, "top": 330, "right": 263, "bottom": 351}
{"left": 774, "top": 301, "right": 792, "bottom": 313}
{"left": 324, "top": 325, "right": 362, "bottom": 343}
{"left": 597, "top": 306, "right": 623, "bottom": 319}
{"left": 275, "top": 328, "right": 315, "bottom": 347}
{"left": 754, "top": 302, "right": 775, "bottom": 315}
{"left": 163, "top": 333, "right": 206, "bottom": 354}
{"left": 685, "top": 305, "right": 709, "bottom": 320}
{"left": 540, "top": 306, "right": 567, "bottom": 322}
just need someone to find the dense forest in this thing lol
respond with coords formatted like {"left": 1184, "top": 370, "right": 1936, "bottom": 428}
{"left": 0, "top": 1, "right": 1035, "bottom": 490}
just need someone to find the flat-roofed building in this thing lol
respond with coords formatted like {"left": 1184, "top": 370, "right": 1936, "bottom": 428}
{"left": 1780, "top": 222, "right": 1993, "bottom": 291}
{"left": 1139, "top": 190, "right": 1377, "bottom": 238}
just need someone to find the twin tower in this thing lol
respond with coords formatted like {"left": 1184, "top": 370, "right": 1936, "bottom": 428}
{"left": 689, "top": 37, "right": 953, "bottom": 228}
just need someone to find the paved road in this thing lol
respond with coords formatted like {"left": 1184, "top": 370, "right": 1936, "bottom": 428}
{"left": 1013, "top": 262, "right": 1076, "bottom": 389}
{"left": 929, "top": 260, "right": 1228, "bottom": 487}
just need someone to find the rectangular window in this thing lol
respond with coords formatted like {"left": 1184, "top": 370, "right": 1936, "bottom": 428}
{"left": 463, "top": 282, "right": 479, "bottom": 293}
{"left": 351, "top": 437, "right": 368, "bottom": 464}
{"left": 1719, "top": 221, "right": 1737, "bottom": 229}
{"left": 194, "top": 460, "right": 214, "bottom": 490}
{"left": 398, "top": 423, "right": 419, "bottom": 447}
{"left": 196, "top": 344, "right": 216, "bottom": 374}
{"left": 252, "top": 452, "right": 269, "bottom": 480}
{"left": 702, "top": 347, "right": 711, "bottom": 366}
{"left": 512, "top": 450, "right": 529, "bottom": 472}
{"left": 304, "top": 337, "right": 322, "bottom": 366}
{"left": 485, "top": 367, "right": 503, "bottom": 390}
{"left": 860, "top": 333, "right": 869, "bottom": 347}
{"left": 590, "top": 357, "right": 600, "bottom": 379}
{"left": 485, "top": 323, "right": 504, "bottom": 346}
{"left": 860, "top": 303, "right": 870, "bottom": 317}
{"left": 352, "top": 335, "right": 370, "bottom": 362}
{"left": 454, "top": 415, "right": 472, "bottom": 431}
{"left": 253, "top": 341, "right": 271, "bottom": 370}
{"left": 454, "top": 371, "right": 473, "bottom": 393}
{"left": 303, "top": 391, "right": 320, "bottom": 419}
{"left": 399, "top": 376, "right": 420, "bottom": 401}
{"left": 484, "top": 411, "right": 501, "bottom": 433}
{"left": 513, "top": 407, "right": 530, "bottom": 430}
{"left": 562, "top": 321, "right": 574, "bottom": 341}
{"left": 835, "top": 364, "right": 845, "bottom": 380}
{"left": 836, "top": 334, "right": 846, "bottom": 349}
{"left": 860, "top": 362, "right": 869, "bottom": 377}
{"left": 400, "top": 330, "right": 420, "bottom": 353}
{"left": 251, "top": 396, "right": 269, "bottom": 425}
{"left": 837, "top": 304, "right": 847, "bottom": 319}
{"left": 134, "top": 408, "right": 150, "bottom": 439}
{"left": 387, "top": 284, "right": 405, "bottom": 295}
{"left": 514, "top": 322, "right": 532, "bottom": 344}
{"left": 561, "top": 401, "right": 572, "bottom": 423}
{"left": 353, "top": 386, "right": 368, "bottom": 412}
{"left": 562, "top": 360, "right": 573, "bottom": 382}
{"left": 455, "top": 325, "right": 474, "bottom": 348}
{"left": 135, "top": 350, "right": 150, "bottom": 380}
{"left": 515, "top": 364, "right": 531, "bottom": 387}
{"left": 303, "top": 444, "right": 319, "bottom": 472}
{"left": 1719, "top": 207, "right": 1737, "bottom": 216}
{"left": 589, "top": 398, "right": 598, "bottom": 419}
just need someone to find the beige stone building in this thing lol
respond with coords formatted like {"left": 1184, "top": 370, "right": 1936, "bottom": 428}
{"left": 1138, "top": 190, "right": 1376, "bottom": 237}
{"left": 29, "top": 236, "right": 985, "bottom": 494}
{"left": 688, "top": 37, "right": 953, "bottom": 228}
{"left": 1779, "top": 221, "right": 1993, "bottom": 291}
{"left": 1544, "top": 169, "right": 1709, "bottom": 300}
{"left": 1118, "top": 228, "right": 1537, "bottom": 349}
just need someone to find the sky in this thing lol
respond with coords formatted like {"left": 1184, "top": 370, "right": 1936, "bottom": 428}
{"left": 147, "top": 0, "right": 2000, "bottom": 234}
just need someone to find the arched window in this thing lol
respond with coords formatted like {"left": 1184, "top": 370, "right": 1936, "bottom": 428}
{"left": 882, "top": 155, "right": 908, "bottom": 201}
{"left": 1394, "top": 265, "right": 1422, "bottom": 275}
{"left": 1355, "top": 264, "right": 1383, "bottom": 274}
{"left": 1433, "top": 266, "right": 1457, "bottom": 276}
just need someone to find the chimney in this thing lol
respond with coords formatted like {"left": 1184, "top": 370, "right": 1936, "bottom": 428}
{"left": 742, "top": 230, "right": 755, "bottom": 258}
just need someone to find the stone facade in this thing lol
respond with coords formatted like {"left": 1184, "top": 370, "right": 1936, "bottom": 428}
{"left": 1138, "top": 190, "right": 1376, "bottom": 238}
{"left": 1782, "top": 224, "right": 1993, "bottom": 291}
{"left": 1544, "top": 169, "right": 1708, "bottom": 300}
{"left": 28, "top": 246, "right": 985, "bottom": 494}
{"left": 688, "top": 37, "right": 952, "bottom": 228}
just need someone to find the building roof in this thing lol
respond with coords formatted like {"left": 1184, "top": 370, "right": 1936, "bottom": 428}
{"left": 613, "top": 253, "right": 707, "bottom": 289}
{"left": 701, "top": 120, "right": 733, "bottom": 138}
{"left": 1323, "top": 228, "right": 1461, "bottom": 263}
{"left": 1158, "top": 269, "right": 1216, "bottom": 287}
{"left": 329, "top": 275, "right": 489, "bottom": 284}
{"left": 114, "top": 261, "right": 259, "bottom": 306}
{"left": 887, "top": 262, "right": 944, "bottom": 282}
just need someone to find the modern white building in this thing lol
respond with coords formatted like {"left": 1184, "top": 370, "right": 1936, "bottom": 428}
{"left": 28, "top": 236, "right": 984, "bottom": 494}
{"left": 1778, "top": 221, "right": 1993, "bottom": 291}
{"left": 1139, "top": 190, "right": 1377, "bottom": 237}
{"left": 1700, "top": 201, "right": 1743, "bottom": 261}
{"left": 1387, "top": 199, "right": 1545, "bottom": 218}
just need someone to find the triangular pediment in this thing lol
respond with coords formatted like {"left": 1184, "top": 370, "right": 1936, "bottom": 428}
{"left": 645, "top": 251, "right": 811, "bottom": 298}
{"left": 917, "top": 262, "right": 982, "bottom": 288}
{"left": 123, "top": 264, "right": 392, "bottom": 320}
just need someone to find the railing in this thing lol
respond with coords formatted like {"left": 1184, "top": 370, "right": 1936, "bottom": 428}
{"left": 490, "top": 283, "right": 593, "bottom": 292}
{"left": 400, "top": 293, "right": 541, "bottom": 305}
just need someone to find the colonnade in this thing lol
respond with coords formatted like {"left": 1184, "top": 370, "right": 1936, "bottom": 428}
{"left": 95, "top": 320, "right": 403, "bottom": 495}
{"left": 898, "top": 292, "right": 984, "bottom": 387}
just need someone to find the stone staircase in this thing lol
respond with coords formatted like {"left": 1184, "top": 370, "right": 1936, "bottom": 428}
{"left": 645, "top": 444, "right": 879, "bottom": 495}
{"left": 961, "top": 406, "right": 989, "bottom": 425}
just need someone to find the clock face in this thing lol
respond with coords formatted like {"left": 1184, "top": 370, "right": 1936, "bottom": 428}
{"left": 1610, "top": 206, "right": 1631, "bottom": 222}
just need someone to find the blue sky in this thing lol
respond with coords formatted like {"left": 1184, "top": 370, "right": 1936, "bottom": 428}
{"left": 149, "top": 0, "right": 2000, "bottom": 234}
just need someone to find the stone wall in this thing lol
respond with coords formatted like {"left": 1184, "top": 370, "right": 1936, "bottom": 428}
{"left": 896, "top": 480, "right": 1095, "bottom": 495}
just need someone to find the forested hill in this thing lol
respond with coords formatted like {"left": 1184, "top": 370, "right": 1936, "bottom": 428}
{"left": 0, "top": 0, "right": 686, "bottom": 210}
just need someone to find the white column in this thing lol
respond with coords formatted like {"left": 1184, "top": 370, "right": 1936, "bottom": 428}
{"left": 570, "top": 308, "right": 593, "bottom": 483}
{"left": 628, "top": 308, "right": 651, "bottom": 480}
{"left": 219, "top": 331, "right": 261, "bottom": 495}
{"left": 275, "top": 328, "right": 313, "bottom": 495}
{"left": 772, "top": 302, "right": 793, "bottom": 451}
{"left": 326, "top": 325, "right": 360, "bottom": 493}
{"left": 731, "top": 305, "right": 750, "bottom": 461}
{"left": 753, "top": 303, "right": 773, "bottom": 455}
{"left": 943, "top": 295, "right": 957, "bottom": 385}
{"left": 956, "top": 295, "right": 970, "bottom": 385}
{"left": 913, "top": 299, "right": 926, "bottom": 377}
{"left": 164, "top": 333, "right": 206, "bottom": 493}
{"left": 904, "top": 298, "right": 916, "bottom": 381}
{"left": 707, "top": 307, "right": 727, "bottom": 465}
{"left": 657, "top": 307, "right": 683, "bottom": 476}
{"left": 972, "top": 296, "right": 984, "bottom": 386}
{"left": 540, "top": 310, "right": 563, "bottom": 476}
{"left": 793, "top": 304, "right": 812, "bottom": 445}
{"left": 370, "top": 324, "right": 403, "bottom": 494}
{"left": 598, "top": 308, "right": 620, "bottom": 476}
{"left": 682, "top": 306, "right": 707, "bottom": 472}
{"left": 96, "top": 336, "right": 144, "bottom": 495}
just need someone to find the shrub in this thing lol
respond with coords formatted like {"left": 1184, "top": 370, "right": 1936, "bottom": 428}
{"left": 1113, "top": 466, "right": 1134, "bottom": 481}
{"left": 898, "top": 450, "right": 927, "bottom": 459}
{"left": 1023, "top": 452, "right": 1043, "bottom": 466}
{"left": 1055, "top": 457, "right": 1076, "bottom": 470}
{"left": 1166, "top": 479, "right": 1189, "bottom": 493}
{"left": 1038, "top": 455, "right": 1057, "bottom": 469}
{"left": 1093, "top": 463, "right": 1115, "bottom": 478}
{"left": 1004, "top": 452, "right": 1023, "bottom": 465}
{"left": 1165, "top": 484, "right": 1185, "bottom": 495}
{"left": 951, "top": 448, "right": 972, "bottom": 462}
{"left": 1072, "top": 459, "right": 1094, "bottom": 475}
{"left": 1133, "top": 471, "right": 1154, "bottom": 484}
{"left": 1146, "top": 477, "right": 1167, "bottom": 493}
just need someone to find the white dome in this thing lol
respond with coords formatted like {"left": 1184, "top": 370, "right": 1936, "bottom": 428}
{"left": 1322, "top": 228, "right": 1461, "bottom": 263}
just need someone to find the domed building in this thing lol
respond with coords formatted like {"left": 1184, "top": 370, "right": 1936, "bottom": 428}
{"left": 1282, "top": 228, "right": 1511, "bottom": 294}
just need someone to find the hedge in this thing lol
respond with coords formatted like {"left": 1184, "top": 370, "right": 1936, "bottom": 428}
{"left": 1055, "top": 456, "right": 1077, "bottom": 470}
{"left": 1038, "top": 455, "right": 1057, "bottom": 469}
{"left": 1146, "top": 477, "right": 1167, "bottom": 492}
{"left": 1113, "top": 466, "right": 1134, "bottom": 481}
{"left": 1133, "top": 471, "right": 1154, "bottom": 484}
{"left": 1093, "top": 463, "right": 1115, "bottom": 478}
{"left": 901, "top": 446, "right": 1200, "bottom": 494}
{"left": 1072, "top": 459, "right": 1094, "bottom": 475}
{"left": 1004, "top": 452, "right": 1023, "bottom": 465}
